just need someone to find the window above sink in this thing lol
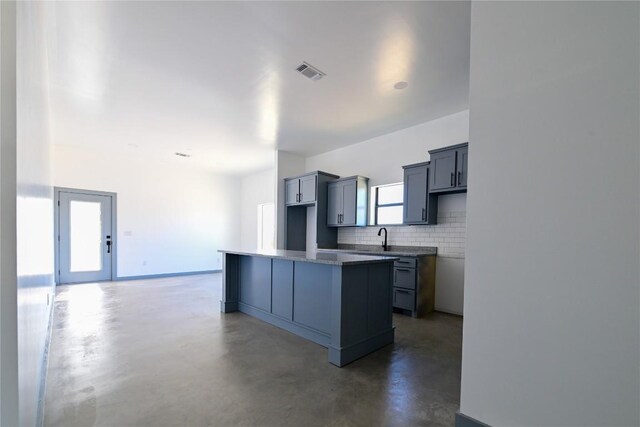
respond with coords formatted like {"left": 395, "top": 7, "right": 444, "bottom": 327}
{"left": 370, "top": 182, "right": 404, "bottom": 225}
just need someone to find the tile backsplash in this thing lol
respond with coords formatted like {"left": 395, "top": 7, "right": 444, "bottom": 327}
{"left": 337, "top": 211, "right": 466, "bottom": 258}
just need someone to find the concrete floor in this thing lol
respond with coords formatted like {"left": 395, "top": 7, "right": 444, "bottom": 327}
{"left": 44, "top": 273, "right": 462, "bottom": 427}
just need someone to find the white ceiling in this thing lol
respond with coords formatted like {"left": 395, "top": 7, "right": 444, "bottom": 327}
{"left": 47, "top": 1, "right": 470, "bottom": 175}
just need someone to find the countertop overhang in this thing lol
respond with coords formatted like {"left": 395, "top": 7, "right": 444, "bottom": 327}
{"left": 219, "top": 248, "right": 399, "bottom": 266}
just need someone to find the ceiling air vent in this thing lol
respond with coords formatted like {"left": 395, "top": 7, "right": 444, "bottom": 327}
{"left": 175, "top": 152, "right": 191, "bottom": 158}
{"left": 296, "top": 62, "right": 326, "bottom": 81}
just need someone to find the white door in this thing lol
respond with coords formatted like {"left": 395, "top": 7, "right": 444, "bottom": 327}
{"left": 58, "top": 191, "right": 113, "bottom": 284}
{"left": 258, "top": 203, "right": 275, "bottom": 250}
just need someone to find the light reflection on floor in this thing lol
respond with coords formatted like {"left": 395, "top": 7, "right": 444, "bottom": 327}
{"left": 45, "top": 274, "right": 462, "bottom": 426}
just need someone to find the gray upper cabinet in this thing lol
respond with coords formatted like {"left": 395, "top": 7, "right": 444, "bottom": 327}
{"left": 284, "top": 171, "right": 340, "bottom": 251}
{"left": 299, "top": 175, "right": 317, "bottom": 203}
{"left": 285, "top": 179, "right": 300, "bottom": 205}
{"left": 285, "top": 173, "right": 318, "bottom": 205}
{"left": 341, "top": 180, "right": 357, "bottom": 226}
{"left": 327, "top": 176, "right": 368, "bottom": 227}
{"left": 457, "top": 145, "right": 468, "bottom": 189}
{"left": 428, "top": 142, "right": 469, "bottom": 194}
{"left": 403, "top": 162, "right": 438, "bottom": 225}
{"left": 327, "top": 182, "right": 341, "bottom": 226}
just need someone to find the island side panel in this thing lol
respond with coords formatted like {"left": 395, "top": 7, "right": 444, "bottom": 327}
{"left": 232, "top": 255, "right": 330, "bottom": 347}
{"left": 221, "top": 253, "right": 239, "bottom": 313}
{"left": 292, "top": 262, "right": 332, "bottom": 335}
{"left": 366, "top": 262, "right": 394, "bottom": 333}
{"left": 238, "top": 256, "right": 272, "bottom": 312}
{"left": 272, "top": 259, "right": 294, "bottom": 320}
{"left": 329, "top": 261, "right": 395, "bottom": 367}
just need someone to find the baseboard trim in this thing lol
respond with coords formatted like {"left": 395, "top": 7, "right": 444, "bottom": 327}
{"left": 456, "top": 412, "right": 491, "bottom": 427}
{"left": 36, "top": 286, "right": 56, "bottom": 427}
{"left": 328, "top": 327, "right": 394, "bottom": 367}
{"left": 115, "top": 270, "right": 221, "bottom": 281}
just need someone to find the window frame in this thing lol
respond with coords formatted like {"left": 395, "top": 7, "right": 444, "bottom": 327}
{"left": 372, "top": 182, "right": 404, "bottom": 226}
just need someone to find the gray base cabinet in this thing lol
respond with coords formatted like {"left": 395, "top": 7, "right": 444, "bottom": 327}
{"left": 221, "top": 252, "right": 395, "bottom": 367}
{"left": 403, "top": 162, "right": 438, "bottom": 225}
{"left": 428, "top": 142, "right": 468, "bottom": 194}
{"left": 327, "top": 176, "right": 369, "bottom": 227}
{"left": 392, "top": 255, "right": 436, "bottom": 317}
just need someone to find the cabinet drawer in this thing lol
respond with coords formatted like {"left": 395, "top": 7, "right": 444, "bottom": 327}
{"left": 394, "top": 267, "right": 416, "bottom": 289}
{"left": 394, "top": 257, "right": 417, "bottom": 269}
{"left": 393, "top": 288, "right": 415, "bottom": 311}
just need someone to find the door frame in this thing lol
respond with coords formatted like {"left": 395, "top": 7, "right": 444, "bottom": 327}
{"left": 54, "top": 187, "right": 118, "bottom": 284}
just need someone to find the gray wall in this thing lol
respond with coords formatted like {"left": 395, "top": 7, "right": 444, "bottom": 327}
{"left": 462, "top": 2, "right": 640, "bottom": 426}
{"left": 1, "top": 1, "right": 19, "bottom": 425}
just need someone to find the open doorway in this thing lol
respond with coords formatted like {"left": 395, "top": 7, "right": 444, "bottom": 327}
{"left": 54, "top": 188, "right": 117, "bottom": 284}
{"left": 257, "top": 202, "right": 275, "bottom": 250}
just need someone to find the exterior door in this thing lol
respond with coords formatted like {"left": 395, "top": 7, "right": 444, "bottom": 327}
{"left": 58, "top": 190, "right": 113, "bottom": 284}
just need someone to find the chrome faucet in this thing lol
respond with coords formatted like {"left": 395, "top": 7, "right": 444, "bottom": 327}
{"left": 377, "top": 227, "right": 388, "bottom": 252}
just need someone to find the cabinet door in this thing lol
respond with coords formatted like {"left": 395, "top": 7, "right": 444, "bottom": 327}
{"left": 285, "top": 179, "right": 299, "bottom": 205}
{"left": 403, "top": 165, "right": 428, "bottom": 223}
{"left": 429, "top": 149, "right": 457, "bottom": 192}
{"left": 456, "top": 146, "right": 468, "bottom": 189}
{"left": 341, "top": 180, "right": 357, "bottom": 226}
{"left": 327, "top": 182, "right": 341, "bottom": 226}
{"left": 299, "top": 175, "right": 317, "bottom": 203}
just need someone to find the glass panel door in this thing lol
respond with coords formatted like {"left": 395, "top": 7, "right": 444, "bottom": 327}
{"left": 69, "top": 201, "right": 103, "bottom": 272}
{"left": 58, "top": 190, "right": 113, "bottom": 284}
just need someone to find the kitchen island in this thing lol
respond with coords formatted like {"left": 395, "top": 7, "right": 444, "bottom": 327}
{"left": 219, "top": 248, "right": 397, "bottom": 367}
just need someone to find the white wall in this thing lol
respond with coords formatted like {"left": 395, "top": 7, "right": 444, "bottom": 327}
{"left": 240, "top": 168, "right": 275, "bottom": 248}
{"left": 305, "top": 110, "right": 469, "bottom": 314}
{"left": 0, "top": 2, "right": 20, "bottom": 425}
{"left": 54, "top": 145, "right": 241, "bottom": 277}
{"left": 306, "top": 110, "right": 469, "bottom": 187}
{"left": 14, "top": 2, "right": 57, "bottom": 426}
{"left": 461, "top": 2, "right": 640, "bottom": 426}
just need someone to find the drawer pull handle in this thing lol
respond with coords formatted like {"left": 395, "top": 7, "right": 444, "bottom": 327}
{"left": 396, "top": 289, "right": 410, "bottom": 293}
{"left": 396, "top": 268, "right": 412, "bottom": 272}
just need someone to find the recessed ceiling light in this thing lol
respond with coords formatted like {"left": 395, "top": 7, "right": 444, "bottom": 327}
{"left": 394, "top": 81, "right": 409, "bottom": 90}
{"left": 175, "top": 152, "right": 191, "bottom": 158}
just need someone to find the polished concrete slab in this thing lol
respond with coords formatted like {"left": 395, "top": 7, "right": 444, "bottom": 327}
{"left": 44, "top": 274, "right": 462, "bottom": 426}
